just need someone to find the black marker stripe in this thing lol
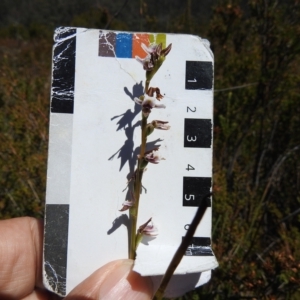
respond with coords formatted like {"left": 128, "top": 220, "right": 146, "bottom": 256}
{"left": 185, "top": 61, "right": 213, "bottom": 90}
{"left": 44, "top": 204, "right": 69, "bottom": 296}
{"left": 184, "top": 118, "right": 212, "bottom": 148}
{"left": 51, "top": 28, "right": 76, "bottom": 114}
{"left": 183, "top": 177, "right": 212, "bottom": 207}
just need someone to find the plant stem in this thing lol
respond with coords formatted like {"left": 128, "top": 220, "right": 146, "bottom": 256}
{"left": 140, "top": 114, "right": 147, "bottom": 154}
{"left": 129, "top": 113, "right": 148, "bottom": 259}
{"left": 153, "top": 193, "right": 212, "bottom": 300}
{"left": 145, "top": 80, "right": 150, "bottom": 93}
{"left": 129, "top": 205, "right": 137, "bottom": 259}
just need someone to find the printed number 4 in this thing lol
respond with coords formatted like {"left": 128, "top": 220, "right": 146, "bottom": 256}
{"left": 185, "top": 194, "right": 195, "bottom": 201}
{"left": 186, "top": 164, "right": 195, "bottom": 171}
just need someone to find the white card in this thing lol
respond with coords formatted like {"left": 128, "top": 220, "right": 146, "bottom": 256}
{"left": 43, "top": 27, "right": 218, "bottom": 297}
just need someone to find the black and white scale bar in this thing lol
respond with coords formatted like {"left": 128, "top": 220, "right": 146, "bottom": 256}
{"left": 44, "top": 204, "right": 69, "bottom": 296}
{"left": 51, "top": 27, "right": 76, "bottom": 114}
{"left": 183, "top": 237, "right": 213, "bottom": 256}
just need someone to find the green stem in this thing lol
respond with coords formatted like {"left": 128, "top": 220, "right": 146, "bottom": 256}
{"left": 140, "top": 114, "right": 147, "bottom": 154}
{"left": 129, "top": 113, "right": 148, "bottom": 259}
{"left": 129, "top": 199, "right": 137, "bottom": 259}
{"left": 145, "top": 80, "right": 150, "bottom": 93}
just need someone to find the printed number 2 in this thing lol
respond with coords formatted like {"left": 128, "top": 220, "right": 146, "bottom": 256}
{"left": 187, "top": 135, "right": 197, "bottom": 142}
{"left": 186, "top": 164, "right": 195, "bottom": 171}
{"left": 185, "top": 194, "right": 195, "bottom": 201}
{"left": 187, "top": 106, "right": 196, "bottom": 113}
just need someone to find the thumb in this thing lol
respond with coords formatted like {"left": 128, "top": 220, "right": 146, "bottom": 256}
{"left": 65, "top": 259, "right": 153, "bottom": 300}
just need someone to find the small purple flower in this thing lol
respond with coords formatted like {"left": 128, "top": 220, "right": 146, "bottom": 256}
{"left": 134, "top": 94, "right": 165, "bottom": 117}
{"left": 146, "top": 87, "right": 163, "bottom": 100}
{"left": 141, "top": 43, "right": 172, "bottom": 60}
{"left": 144, "top": 148, "right": 165, "bottom": 164}
{"left": 146, "top": 120, "right": 170, "bottom": 136}
{"left": 135, "top": 43, "right": 172, "bottom": 71}
{"left": 152, "top": 120, "right": 170, "bottom": 130}
{"left": 135, "top": 55, "right": 154, "bottom": 71}
{"left": 119, "top": 192, "right": 135, "bottom": 211}
{"left": 138, "top": 218, "right": 158, "bottom": 236}
{"left": 142, "top": 223, "right": 158, "bottom": 236}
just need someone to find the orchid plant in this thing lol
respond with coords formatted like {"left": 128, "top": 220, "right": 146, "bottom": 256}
{"left": 119, "top": 41, "right": 172, "bottom": 259}
{"left": 117, "top": 40, "right": 210, "bottom": 300}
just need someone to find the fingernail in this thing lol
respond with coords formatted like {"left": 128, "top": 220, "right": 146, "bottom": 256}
{"left": 99, "top": 260, "right": 152, "bottom": 300}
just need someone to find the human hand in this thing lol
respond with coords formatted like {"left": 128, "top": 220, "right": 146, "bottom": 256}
{"left": 0, "top": 217, "right": 153, "bottom": 299}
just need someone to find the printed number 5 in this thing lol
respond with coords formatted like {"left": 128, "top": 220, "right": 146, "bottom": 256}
{"left": 187, "top": 135, "right": 197, "bottom": 142}
{"left": 185, "top": 194, "right": 195, "bottom": 201}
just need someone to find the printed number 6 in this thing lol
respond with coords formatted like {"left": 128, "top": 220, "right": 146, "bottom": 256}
{"left": 185, "top": 194, "right": 195, "bottom": 201}
{"left": 187, "top": 135, "right": 197, "bottom": 142}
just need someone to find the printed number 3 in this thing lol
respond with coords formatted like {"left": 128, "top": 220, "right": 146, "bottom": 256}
{"left": 185, "top": 194, "right": 195, "bottom": 201}
{"left": 187, "top": 135, "right": 197, "bottom": 142}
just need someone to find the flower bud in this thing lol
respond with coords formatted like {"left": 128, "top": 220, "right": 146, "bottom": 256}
{"left": 146, "top": 123, "right": 155, "bottom": 136}
{"left": 138, "top": 43, "right": 172, "bottom": 79}
{"left": 119, "top": 191, "right": 135, "bottom": 211}
{"left": 138, "top": 156, "right": 149, "bottom": 169}
{"left": 138, "top": 218, "right": 158, "bottom": 236}
{"left": 144, "top": 148, "right": 165, "bottom": 164}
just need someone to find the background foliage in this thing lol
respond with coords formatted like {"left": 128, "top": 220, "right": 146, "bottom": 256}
{"left": 0, "top": 0, "right": 299, "bottom": 299}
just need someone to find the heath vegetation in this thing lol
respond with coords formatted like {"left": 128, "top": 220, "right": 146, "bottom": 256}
{"left": 0, "top": 0, "right": 299, "bottom": 299}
